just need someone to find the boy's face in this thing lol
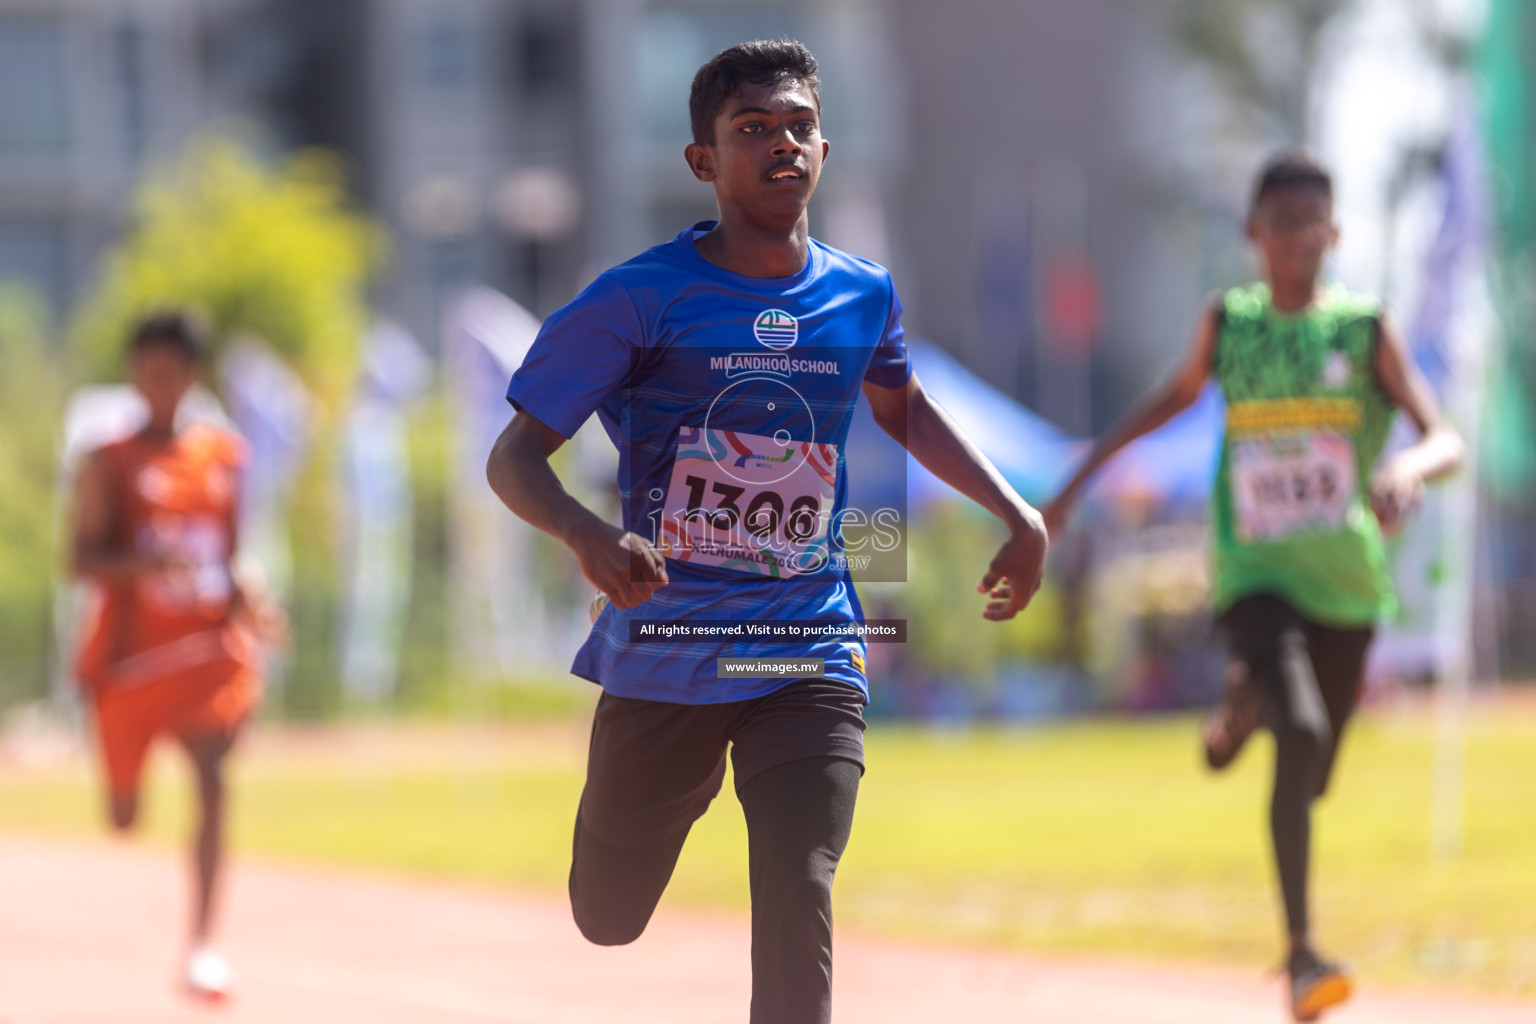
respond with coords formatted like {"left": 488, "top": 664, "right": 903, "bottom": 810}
{"left": 684, "top": 78, "right": 828, "bottom": 226}
{"left": 128, "top": 342, "right": 198, "bottom": 423}
{"left": 1246, "top": 185, "right": 1338, "bottom": 285}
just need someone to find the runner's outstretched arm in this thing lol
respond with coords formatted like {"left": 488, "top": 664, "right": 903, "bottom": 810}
{"left": 1367, "top": 316, "right": 1464, "bottom": 533}
{"left": 862, "top": 374, "right": 1047, "bottom": 620}
{"left": 486, "top": 410, "right": 668, "bottom": 610}
{"left": 1043, "top": 303, "right": 1220, "bottom": 534}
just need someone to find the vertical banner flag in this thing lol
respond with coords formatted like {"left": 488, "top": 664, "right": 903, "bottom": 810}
{"left": 337, "top": 319, "right": 431, "bottom": 700}
{"left": 442, "top": 287, "right": 557, "bottom": 677}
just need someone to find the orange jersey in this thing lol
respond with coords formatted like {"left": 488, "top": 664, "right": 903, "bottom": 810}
{"left": 76, "top": 423, "right": 256, "bottom": 693}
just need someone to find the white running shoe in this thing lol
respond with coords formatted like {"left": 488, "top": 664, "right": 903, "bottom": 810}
{"left": 182, "top": 946, "right": 233, "bottom": 1003}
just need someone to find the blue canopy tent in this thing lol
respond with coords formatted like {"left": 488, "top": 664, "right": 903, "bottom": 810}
{"left": 1087, "top": 383, "right": 1224, "bottom": 514}
{"left": 843, "top": 341, "right": 1076, "bottom": 512}
{"left": 844, "top": 340, "right": 1223, "bottom": 514}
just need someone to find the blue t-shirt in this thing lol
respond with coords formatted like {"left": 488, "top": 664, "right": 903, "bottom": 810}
{"left": 506, "top": 222, "right": 911, "bottom": 704}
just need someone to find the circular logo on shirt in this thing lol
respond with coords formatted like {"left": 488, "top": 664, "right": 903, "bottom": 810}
{"left": 753, "top": 309, "right": 798, "bottom": 351}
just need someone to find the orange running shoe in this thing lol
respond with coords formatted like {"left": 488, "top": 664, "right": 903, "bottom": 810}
{"left": 1287, "top": 947, "right": 1352, "bottom": 1022}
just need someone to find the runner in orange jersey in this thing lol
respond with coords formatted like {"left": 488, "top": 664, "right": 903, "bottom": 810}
{"left": 71, "top": 312, "right": 284, "bottom": 1002}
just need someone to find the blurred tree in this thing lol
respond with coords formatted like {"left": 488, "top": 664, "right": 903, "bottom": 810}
{"left": 0, "top": 284, "right": 68, "bottom": 709}
{"left": 1171, "top": 0, "right": 1351, "bottom": 143}
{"left": 70, "top": 134, "right": 385, "bottom": 403}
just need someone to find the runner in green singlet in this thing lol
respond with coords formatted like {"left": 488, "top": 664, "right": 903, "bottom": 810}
{"left": 1044, "top": 153, "right": 1464, "bottom": 1022}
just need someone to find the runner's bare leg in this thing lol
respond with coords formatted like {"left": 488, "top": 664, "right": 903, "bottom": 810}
{"left": 180, "top": 726, "right": 240, "bottom": 943}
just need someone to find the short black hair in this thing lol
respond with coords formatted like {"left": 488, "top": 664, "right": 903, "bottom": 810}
{"left": 689, "top": 38, "right": 821, "bottom": 145}
{"left": 1251, "top": 151, "right": 1333, "bottom": 211}
{"left": 128, "top": 311, "right": 206, "bottom": 364}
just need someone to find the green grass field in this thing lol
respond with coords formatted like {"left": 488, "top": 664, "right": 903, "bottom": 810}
{"left": 2, "top": 700, "right": 1534, "bottom": 996}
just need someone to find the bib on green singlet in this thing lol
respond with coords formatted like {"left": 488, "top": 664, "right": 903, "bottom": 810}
{"left": 1231, "top": 430, "right": 1356, "bottom": 541}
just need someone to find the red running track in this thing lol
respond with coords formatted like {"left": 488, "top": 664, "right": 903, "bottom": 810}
{"left": 0, "top": 834, "right": 1530, "bottom": 1024}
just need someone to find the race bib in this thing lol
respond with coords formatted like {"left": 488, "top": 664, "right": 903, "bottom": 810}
{"left": 1231, "top": 430, "right": 1357, "bottom": 542}
{"left": 137, "top": 515, "right": 233, "bottom": 613}
{"left": 658, "top": 426, "right": 838, "bottom": 577}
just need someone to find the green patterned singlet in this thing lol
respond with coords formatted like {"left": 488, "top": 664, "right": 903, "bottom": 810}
{"left": 1210, "top": 282, "right": 1398, "bottom": 626}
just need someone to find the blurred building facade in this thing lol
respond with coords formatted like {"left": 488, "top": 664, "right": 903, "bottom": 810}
{"left": 20, "top": 1, "right": 1514, "bottom": 435}
{"left": 0, "top": 0, "right": 197, "bottom": 315}
{"left": 0, "top": 0, "right": 1292, "bottom": 431}
{"left": 0, "top": 0, "right": 358, "bottom": 314}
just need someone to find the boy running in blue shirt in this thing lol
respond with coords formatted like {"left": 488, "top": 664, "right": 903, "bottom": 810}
{"left": 486, "top": 39, "right": 1048, "bottom": 1024}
